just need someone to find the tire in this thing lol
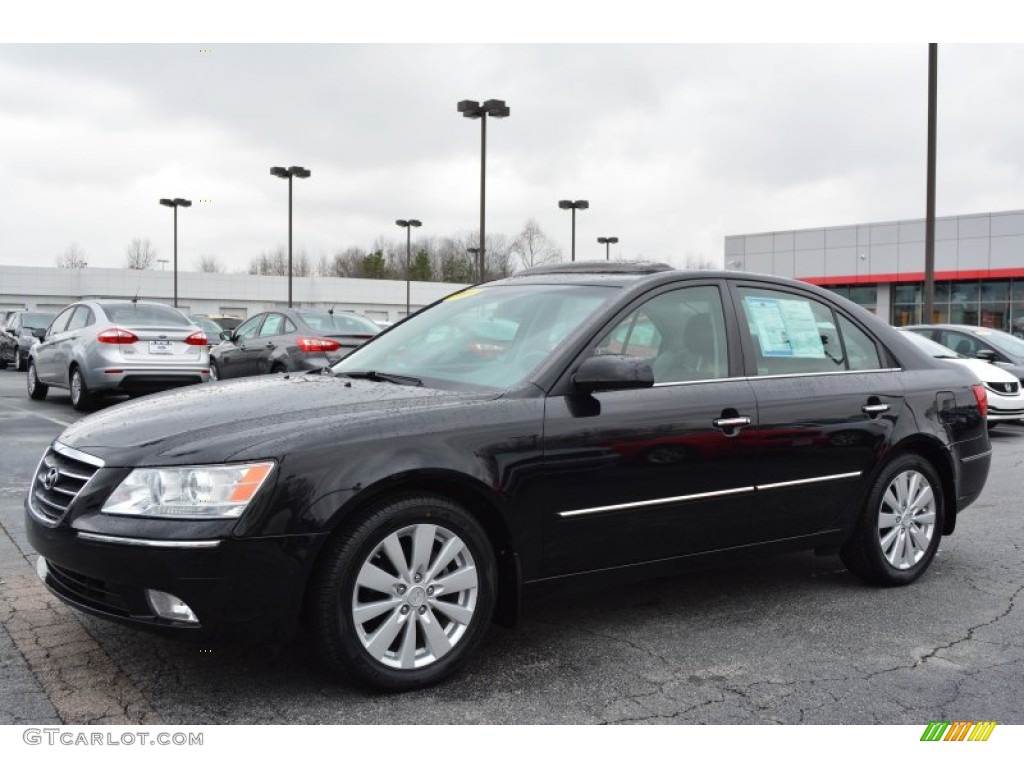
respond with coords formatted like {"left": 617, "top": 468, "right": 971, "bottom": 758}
{"left": 209, "top": 360, "right": 221, "bottom": 381}
{"left": 69, "top": 366, "right": 93, "bottom": 411}
{"left": 840, "top": 454, "right": 944, "bottom": 586}
{"left": 15, "top": 348, "right": 27, "bottom": 371}
{"left": 27, "top": 361, "right": 48, "bottom": 400}
{"left": 310, "top": 494, "right": 496, "bottom": 691}
{"left": 271, "top": 363, "right": 287, "bottom": 374}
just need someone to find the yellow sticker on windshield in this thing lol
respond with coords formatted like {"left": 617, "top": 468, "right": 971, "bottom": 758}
{"left": 445, "top": 288, "right": 483, "bottom": 302}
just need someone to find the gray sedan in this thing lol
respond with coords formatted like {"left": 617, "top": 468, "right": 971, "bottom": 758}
{"left": 27, "top": 300, "right": 211, "bottom": 410}
{"left": 0, "top": 310, "right": 54, "bottom": 371}
{"left": 210, "top": 309, "right": 378, "bottom": 380}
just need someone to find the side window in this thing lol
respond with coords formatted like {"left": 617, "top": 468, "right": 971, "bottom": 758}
{"left": 938, "top": 330, "right": 993, "bottom": 359}
{"left": 234, "top": 315, "right": 263, "bottom": 342}
{"left": 48, "top": 307, "right": 76, "bottom": 335}
{"left": 259, "top": 314, "right": 285, "bottom": 337}
{"left": 283, "top": 318, "right": 296, "bottom": 334}
{"left": 596, "top": 285, "right": 729, "bottom": 383}
{"left": 738, "top": 287, "right": 845, "bottom": 375}
{"left": 837, "top": 315, "right": 882, "bottom": 370}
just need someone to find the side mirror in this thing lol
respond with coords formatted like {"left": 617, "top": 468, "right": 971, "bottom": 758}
{"left": 976, "top": 349, "right": 998, "bottom": 362}
{"left": 220, "top": 330, "right": 232, "bottom": 341}
{"left": 32, "top": 328, "right": 46, "bottom": 341}
{"left": 573, "top": 354, "right": 655, "bottom": 393}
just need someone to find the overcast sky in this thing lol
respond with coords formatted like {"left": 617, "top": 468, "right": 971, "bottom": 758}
{"left": 2, "top": 38, "right": 1023, "bottom": 273}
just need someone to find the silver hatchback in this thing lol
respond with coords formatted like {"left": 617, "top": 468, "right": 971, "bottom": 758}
{"left": 27, "top": 300, "right": 211, "bottom": 410}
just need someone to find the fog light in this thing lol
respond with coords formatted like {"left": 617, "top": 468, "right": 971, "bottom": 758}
{"left": 146, "top": 589, "right": 199, "bottom": 624}
{"left": 35, "top": 557, "right": 48, "bottom": 581}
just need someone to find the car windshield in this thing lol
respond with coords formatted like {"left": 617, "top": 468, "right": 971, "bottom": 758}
{"left": 191, "top": 317, "right": 223, "bottom": 334}
{"left": 22, "top": 312, "right": 54, "bottom": 330}
{"left": 970, "top": 328, "right": 1024, "bottom": 357}
{"left": 300, "top": 311, "right": 380, "bottom": 335}
{"left": 101, "top": 303, "right": 191, "bottom": 326}
{"left": 332, "top": 283, "right": 616, "bottom": 390}
{"left": 900, "top": 330, "right": 962, "bottom": 358}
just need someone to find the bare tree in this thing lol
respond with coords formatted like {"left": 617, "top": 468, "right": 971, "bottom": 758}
{"left": 484, "top": 233, "right": 516, "bottom": 280}
{"left": 125, "top": 238, "right": 157, "bottom": 270}
{"left": 196, "top": 254, "right": 224, "bottom": 273}
{"left": 248, "top": 246, "right": 312, "bottom": 277}
{"left": 511, "top": 219, "right": 561, "bottom": 270}
{"left": 683, "top": 251, "right": 719, "bottom": 270}
{"left": 55, "top": 243, "right": 88, "bottom": 268}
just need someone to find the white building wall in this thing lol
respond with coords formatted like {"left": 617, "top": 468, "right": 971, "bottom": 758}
{"left": 0, "top": 266, "right": 468, "bottom": 322}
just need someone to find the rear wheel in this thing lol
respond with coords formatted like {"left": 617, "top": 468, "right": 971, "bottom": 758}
{"left": 27, "top": 361, "right": 48, "bottom": 400}
{"left": 310, "top": 495, "right": 496, "bottom": 691}
{"left": 69, "top": 366, "right": 93, "bottom": 411}
{"left": 840, "top": 454, "right": 944, "bottom": 586}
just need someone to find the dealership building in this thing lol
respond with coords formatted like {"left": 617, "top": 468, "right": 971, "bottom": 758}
{"left": 725, "top": 208, "right": 1024, "bottom": 332}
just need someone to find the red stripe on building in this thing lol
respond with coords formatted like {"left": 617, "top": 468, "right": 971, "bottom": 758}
{"left": 799, "top": 268, "right": 1024, "bottom": 286}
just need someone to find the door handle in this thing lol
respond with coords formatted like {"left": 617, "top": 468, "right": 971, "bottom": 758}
{"left": 265, "top": 342, "right": 275, "bottom": 349}
{"left": 713, "top": 416, "right": 752, "bottom": 430}
{"left": 861, "top": 403, "right": 889, "bottom": 416}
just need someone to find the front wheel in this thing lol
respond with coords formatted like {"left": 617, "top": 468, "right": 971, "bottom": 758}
{"left": 15, "top": 348, "right": 27, "bottom": 371}
{"left": 209, "top": 360, "right": 221, "bottom": 381}
{"left": 27, "top": 361, "right": 48, "bottom": 400}
{"left": 840, "top": 454, "right": 944, "bottom": 586}
{"left": 310, "top": 495, "right": 496, "bottom": 691}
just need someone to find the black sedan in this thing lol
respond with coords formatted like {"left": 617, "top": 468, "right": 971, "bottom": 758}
{"left": 210, "top": 309, "right": 378, "bottom": 380}
{"left": 0, "top": 310, "right": 55, "bottom": 371}
{"left": 26, "top": 264, "right": 991, "bottom": 691}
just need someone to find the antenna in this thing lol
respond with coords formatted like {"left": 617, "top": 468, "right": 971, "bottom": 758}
{"left": 132, "top": 281, "right": 141, "bottom": 305}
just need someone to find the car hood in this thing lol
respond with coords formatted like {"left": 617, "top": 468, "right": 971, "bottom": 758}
{"left": 57, "top": 373, "right": 496, "bottom": 465}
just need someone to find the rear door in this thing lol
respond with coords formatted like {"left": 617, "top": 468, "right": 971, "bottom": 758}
{"left": 731, "top": 281, "right": 904, "bottom": 536}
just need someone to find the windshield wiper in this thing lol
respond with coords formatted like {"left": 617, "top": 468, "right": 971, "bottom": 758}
{"left": 340, "top": 371, "right": 423, "bottom": 387}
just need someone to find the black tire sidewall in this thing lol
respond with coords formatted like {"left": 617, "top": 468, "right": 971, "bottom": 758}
{"left": 848, "top": 454, "right": 944, "bottom": 586}
{"left": 27, "top": 362, "right": 47, "bottom": 399}
{"left": 312, "top": 495, "right": 497, "bottom": 691}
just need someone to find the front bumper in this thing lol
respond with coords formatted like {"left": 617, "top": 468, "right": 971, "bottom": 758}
{"left": 27, "top": 503, "right": 325, "bottom": 640}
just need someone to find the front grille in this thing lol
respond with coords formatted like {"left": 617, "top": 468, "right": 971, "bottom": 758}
{"left": 45, "top": 562, "right": 131, "bottom": 616}
{"left": 30, "top": 443, "right": 102, "bottom": 524}
{"left": 987, "top": 380, "right": 1020, "bottom": 395}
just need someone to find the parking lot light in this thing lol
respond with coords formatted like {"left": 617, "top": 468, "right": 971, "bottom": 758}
{"left": 458, "top": 98, "right": 510, "bottom": 282}
{"left": 558, "top": 200, "right": 589, "bottom": 262}
{"left": 159, "top": 198, "right": 192, "bottom": 307}
{"left": 396, "top": 219, "right": 423, "bottom": 316}
{"left": 597, "top": 236, "right": 619, "bottom": 261}
{"left": 269, "top": 166, "right": 312, "bottom": 308}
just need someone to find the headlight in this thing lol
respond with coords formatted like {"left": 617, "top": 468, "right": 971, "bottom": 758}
{"left": 101, "top": 462, "right": 274, "bottom": 519}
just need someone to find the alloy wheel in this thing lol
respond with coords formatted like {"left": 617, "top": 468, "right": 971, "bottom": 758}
{"left": 351, "top": 523, "right": 479, "bottom": 669}
{"left": 877, "top": 469, "right": 936, "bottom": 570}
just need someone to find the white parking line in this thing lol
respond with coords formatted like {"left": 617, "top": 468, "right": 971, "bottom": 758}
{"left": 0, "top": 401, "right": 72, "bottom": 428}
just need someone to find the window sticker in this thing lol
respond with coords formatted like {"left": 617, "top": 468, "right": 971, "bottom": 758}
{"left": 744, "top": 296, "right": 825, "bottom": 358}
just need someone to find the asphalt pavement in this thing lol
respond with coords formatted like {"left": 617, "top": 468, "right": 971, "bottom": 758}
{"left": 1, "top": 369, "right": 1022, "bottom": 725}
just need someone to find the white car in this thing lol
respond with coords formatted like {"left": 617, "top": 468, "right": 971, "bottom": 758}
{"left": 900, "top": 330, "right": 1024, "bottom": 426}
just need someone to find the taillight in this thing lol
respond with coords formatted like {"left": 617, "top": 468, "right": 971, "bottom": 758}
{"left": 97, "top": 328, "right": 139, "bottom": 344}
{"left": 297, "top": 337, "right": 342, "bottom": 353}
{"left": 185, "top": 331, "right": 208, "bottom": 346}
{"left": 971, "top": 384, "right": 988, "bottom": 418}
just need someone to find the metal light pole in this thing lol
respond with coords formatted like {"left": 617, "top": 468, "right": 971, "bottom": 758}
{"left": 159, "top": 197, "right": 191, "bottom": 307}
{"left": 558, "top": 200, "right": 589, "bottom": 262}
{"left": 458, "top": 99, "right": 510, "bottom": 282}
{"left": 396, "top": 219, "right": 422, "bottom": 317}
{"left": 466, "top": 247, "right": 481, "bottom": 281}
{"left": 270, "top": 166, "right": 311, "bottom": 307}
{"left": 924, "top": 44, "right": 938, "bottom": 325}
{"left": 597, "top": 236, "right": 619, "bottom": 261}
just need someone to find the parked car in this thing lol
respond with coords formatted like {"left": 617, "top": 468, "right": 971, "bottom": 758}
{"left": 26, "top": 264, "right": 990, "bottom": 691}
{"left": 197, "top": 314, "right": 244, "bottom": 332}
{"left": 210, "top": 309, "right": 379, "bottom": 380}
{"left": 904, "top": 324, "right": 1024, "bottom": 384}
{"left": 26, "top": 300, "right": 211, "bottom": 410}
{"left": 189, "top": 316, "right": 225, "bottom": 352}
{"left": 1, "top": 310, "right": 55, "bottom": 371}
{"left": 899, "top": 330, "right": 1024, "bottom": 427}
